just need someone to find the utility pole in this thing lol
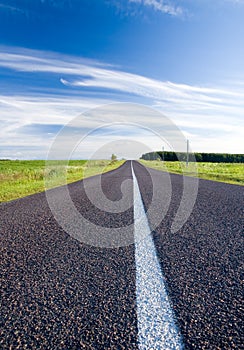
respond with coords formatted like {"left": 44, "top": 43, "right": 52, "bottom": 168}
{"left": 186, "top": 139, "right": 189, "bottom": 166}
{"left": 162, "top": 146, "right": 164, "bottom": 162}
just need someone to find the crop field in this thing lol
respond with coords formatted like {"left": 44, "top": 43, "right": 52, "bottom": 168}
{"left": 0, "top": 159, "right": 124, "bottom": 203}
{"left": 140, "top": 160, "right": 244, "bottom": 186}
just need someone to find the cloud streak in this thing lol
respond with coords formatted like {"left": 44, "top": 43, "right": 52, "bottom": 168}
{"left": 0, "top": 47, "right": 243, "bottom": 157}
{"left": 1, "top": 49, "right": 244, "bottom": 103}
{"left": 128, "top": 0, "right": 184, "bottom": 16}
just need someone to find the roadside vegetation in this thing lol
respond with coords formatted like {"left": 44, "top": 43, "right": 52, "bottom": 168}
{"left": 139, "top": 160, "right": 244, "bottom": 186}
{"left": 141, "top": 151, "right": 244, "bottom": 163}
{"left": 0, "top": 159, "right": 124, "bottom": 203}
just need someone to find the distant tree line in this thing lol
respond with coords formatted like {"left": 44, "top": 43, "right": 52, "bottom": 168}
{"left": 140, "top": 151, "right": 244, "bottom": 163}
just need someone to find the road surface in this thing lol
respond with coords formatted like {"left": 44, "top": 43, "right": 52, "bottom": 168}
{"left": 0, "top": 161, "right": 243, "bottom": 349}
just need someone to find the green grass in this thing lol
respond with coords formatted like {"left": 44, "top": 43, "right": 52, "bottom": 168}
{"left": 139, "top": 160, "right": 244, "bottom": 186}
{"left": 2, "top": 159, "right": 242, "bottom": 203}
{"left": 0, "top": 159, "right": 125, "bottom": 203}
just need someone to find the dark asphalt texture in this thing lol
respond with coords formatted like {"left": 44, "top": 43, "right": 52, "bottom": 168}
{"left": 133, "top": 161, "right": 243, "bottom": 350}
{"left": 0, "top": 161, "right": 137, "bottom": 349}
{"left": 0, "top": 160, "right": 243, "bottom": 349}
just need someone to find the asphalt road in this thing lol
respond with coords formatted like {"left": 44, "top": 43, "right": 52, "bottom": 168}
{"left": 0, "top": 160, "right": 243, "bottom": 349}
{"left": 133, "top": 161, "right": 243, "bottom": 350}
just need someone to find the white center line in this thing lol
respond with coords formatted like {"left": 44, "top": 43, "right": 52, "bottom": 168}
{"left": 132, "top": 162, "right": 183, "bottom": 350}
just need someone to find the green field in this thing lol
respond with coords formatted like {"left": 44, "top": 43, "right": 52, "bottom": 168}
{"left": 140, "top": 160, "right": 244, "bottom": 186}
{"left": 0, "top": 159, "right": 125, "bottom": 203}
{"left": 1, "top": 159, "right": 243, "bottom": 203}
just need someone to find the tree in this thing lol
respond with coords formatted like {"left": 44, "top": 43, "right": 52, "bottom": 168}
{"left": 111, "top": 154, "right": 117, "bottom": 161}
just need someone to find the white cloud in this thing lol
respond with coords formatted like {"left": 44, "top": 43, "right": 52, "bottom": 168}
{"left": 0, "top": 48, "right": 243, "bottom": 158}
{"left": 0, "top": 3, "right": 25, "bottom": 14}
{"left": 1, "top": 49, "right": 241, "bottom": 106}
{"left": 128, "top": 0, "right": 184, "bottom": 16}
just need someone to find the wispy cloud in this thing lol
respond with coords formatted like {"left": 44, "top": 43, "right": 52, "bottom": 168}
{"left": 1, "top": 48, "right": 243, "bottom": 102}
{"left": 0, "top": 47, "right": 243, "bottom": 158}
{"left": 0, "top": 2, "right": 26, "bottom": 14}
{"left": 0, "top": 0, "right": 242, "bottom": 23}
{"left": 128, "top": 0, "right": 184, "bottom": 16}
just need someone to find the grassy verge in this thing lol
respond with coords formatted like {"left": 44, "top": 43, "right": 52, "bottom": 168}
{"left": 0, "top": 159, "right": 125, "bottom": 203}
{"left": 139, "top": 160, "right": 244, "bottom": 186}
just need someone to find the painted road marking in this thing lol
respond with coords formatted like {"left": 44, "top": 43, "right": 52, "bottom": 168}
{"left": 132, "top": 162, "right": 183, "bottom": 350}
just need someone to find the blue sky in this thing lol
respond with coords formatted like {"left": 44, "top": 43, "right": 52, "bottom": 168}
{"left": 0, "top": 0, "right": 244, "bottom": 159}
